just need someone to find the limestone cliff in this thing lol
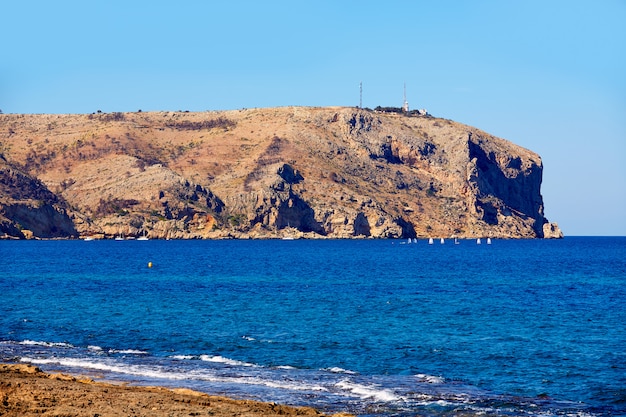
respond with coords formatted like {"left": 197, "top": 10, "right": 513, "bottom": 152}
{"left": 0, "top": 107, "right": 561, "bottom": 239}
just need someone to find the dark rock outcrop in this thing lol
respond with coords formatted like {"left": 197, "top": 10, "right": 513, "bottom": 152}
{"left": 467, "top": 134, "right": 546, "bottom": 236}
{"left": 0, "top": 160, "right": 77, "bottom": 238}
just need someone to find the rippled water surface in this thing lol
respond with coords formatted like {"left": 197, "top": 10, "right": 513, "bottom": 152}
{"left": 1, "top": 237, "right": 625, "bottom": 416}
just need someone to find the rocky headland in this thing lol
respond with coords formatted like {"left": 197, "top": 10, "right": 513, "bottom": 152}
{"left": 0, "top": 106, "right": 561, "bottom": 240}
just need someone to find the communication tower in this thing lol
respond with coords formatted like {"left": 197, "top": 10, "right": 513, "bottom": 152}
{"left": 359, "top": 81, "right": 363, "bottom": 108}
{"left": 402, "top": 82, "right": 409, "bottom": 112}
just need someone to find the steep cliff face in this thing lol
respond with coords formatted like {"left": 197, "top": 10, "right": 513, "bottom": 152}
{"left": 0, "top": 107, "right": 561, "bottom": 239}
{"left": 0, "top": 156, "right": 77, "bottom": 238}
{"left": 466, "top": 133, "right": 546, "bottom": 236}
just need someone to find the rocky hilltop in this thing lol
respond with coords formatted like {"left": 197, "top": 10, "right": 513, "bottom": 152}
{"left": 0, "top": 106, "right": 561, "bottom": 239}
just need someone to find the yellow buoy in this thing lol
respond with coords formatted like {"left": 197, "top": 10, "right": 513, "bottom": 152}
{"left": 148, "top": 262, "right": 153, "bottom": 268}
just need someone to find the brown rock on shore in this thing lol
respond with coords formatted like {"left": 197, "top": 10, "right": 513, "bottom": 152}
{"left": 0, "top": 364, "right": 353, "bottom": 417}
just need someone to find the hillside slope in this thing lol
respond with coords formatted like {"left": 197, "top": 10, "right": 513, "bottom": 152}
{"left": 0, "top": 107, "right": 561, "bottom": 239}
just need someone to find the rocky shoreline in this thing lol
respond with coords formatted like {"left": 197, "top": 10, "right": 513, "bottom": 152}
{"left": 0, "top": 364, "right": 352, "bottom": 417}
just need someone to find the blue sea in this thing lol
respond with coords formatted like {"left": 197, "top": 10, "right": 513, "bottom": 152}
{"left": 1, "top": 237, "right": 625, "bottom": 416}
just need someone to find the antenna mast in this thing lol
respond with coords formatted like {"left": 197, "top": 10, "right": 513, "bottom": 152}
{"left": 359, "top": 81, "right": 363, "bottom": 108}
{"left": 402, "top": 82, "right": 409, "bottom": 112}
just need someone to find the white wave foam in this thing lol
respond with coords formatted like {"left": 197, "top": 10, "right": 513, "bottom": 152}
{"left": 20, "top": 357, "right": 196, "bottom": 381}
{"left": 415, "top": 373, "right": 445, "bottom": 384}
{"left": 199, "top": 355, "right": 256, "bottom": 367}
{"left": 19, "top": 357, "right": 326, "bottom": 393}
{"left": 108, "top": 349, "right": 148, "bottom": 355}
{"left": 87, "top": 345, "right": 103, "bottom": 351}
{"left": 169, "top": 355, "right": 195, "bottom": 360}
{"left": 19, "top": 340, "right": 73, "bottom": 348}
{"left": 335, "top": 380, "right": 400, "bottom": 402}
{"left": 325, "top": 367, "right": 358, "bottom": 375}
{"left": 242, "top": 336, "right": 256, "bottom": 341}
{"left": 244, "top": 377, "right": 327, "bottom": 392}
{"left": 416, "top": 399, "right": 454, "bottom": 407}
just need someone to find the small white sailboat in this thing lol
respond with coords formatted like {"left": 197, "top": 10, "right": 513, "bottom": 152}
{"left": 454, "top": 237, "right": 459, "bottom": 245}
{"left": 428, "top": 237, "right": 434, "bottom": 245}
{"left": 476, "top": 238, "right": 481, "bottom": 245}
{"left": 487, "top": 237, "right": 492, "bottom": 245}
{"left": 137, "top": 230, "right": 149, "bottom": 241}
{"left": 440, "top": 238, "right": 445, "bottom": 244}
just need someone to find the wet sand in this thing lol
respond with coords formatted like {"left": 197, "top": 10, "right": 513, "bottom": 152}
{"left": 0, "top": 364, "right": 353, "bottom": 417}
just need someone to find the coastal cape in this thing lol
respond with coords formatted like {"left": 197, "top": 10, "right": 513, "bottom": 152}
{"left": 0, "top": 106, "right": 562, "bottom": 240}
{"left": 0, "top": 364, "right": 352, "bottom": 417}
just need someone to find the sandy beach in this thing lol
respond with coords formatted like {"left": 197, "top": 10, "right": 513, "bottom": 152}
{"left": 0, "top": 364, "right": 353, "bottom": 417}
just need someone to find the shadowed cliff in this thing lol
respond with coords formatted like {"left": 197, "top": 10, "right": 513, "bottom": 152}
{"left": 0, "top": 155, "right": 77, "bottom": 238}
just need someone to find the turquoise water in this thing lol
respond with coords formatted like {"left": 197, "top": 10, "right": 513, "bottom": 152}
{"left": 1, "top": 237, "right": 625, "bottom": 416}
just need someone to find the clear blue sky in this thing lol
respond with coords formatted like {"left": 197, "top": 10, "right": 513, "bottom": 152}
{"left": 2, "top": 1, "right": 625, "bottom": 236}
